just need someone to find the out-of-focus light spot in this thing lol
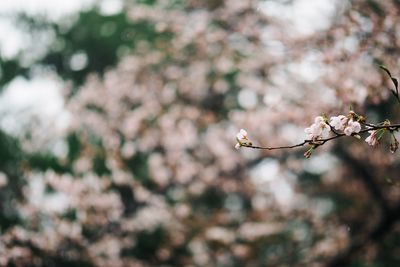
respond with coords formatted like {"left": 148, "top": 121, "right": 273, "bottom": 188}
{"left": 0, "top": 19, "right": 28, "bottom": 59}
{"left": 224, "top": 194, "right": 243, "bottom": 212}
{"left": 278, "top": 123, "right": 304, "bottom": 144}
{"left": 117, "top": 45, "right": 131, "bottom": 59}
{"left": 238, "top": 88, "right": 257, "bottom": 109}
{"left": 121, "top": 141, "right": 136, "bottom": 158}
{"left": 258, "top": 0, "right": 343, "bottom": 37}
{"left": 0, "top": 1, "right": 96, "bottom": 59}
{"left": 99, "top": 0, "right": 123, "bottom": 16}
{"left": 100, "top": 21, "right": 117, "bottom": 37}
{"left": 0, "top": 76, "right": 62, "bottom": 116}
{"left": 0, "top": 172, "right": 8, "bottom": 187}
{"left": 261, "top": 38, "right": 285, "bottom": 56}
{"left": 205, "top": 227, "right": 235, "bottom": 244}
{"left": 167, "top": 187, "right": 185, "bottom": 202}
{"left": 304, "top": 153, "right": 338, "bottom": 175}
{"left": 287, "top": 52, "right": 325, "bottom": 82}
{"left": 238, "top": 222, "right": 282, "bottom": 241}
{"left": 353, "top": 12, "right": 373, "bottom": 33}
{"left": 263, "top": 89, "right": 282, "bottom": 106}
{"left": 52, "top": 38, "right": 66, "bottom": 52}
{"left": 271, "top": 178, "right": 294, "bottom": 207}
{"left": 251, "top": 159, "right": 279, "bottom": 183}
{"left": 0, "top": 75, "right": 69, "bottom": 136}
{"left": 251, "top": 194, "right": 269, "bottom": 211}
{"left": 311, "top": 197, "right": 334, "bottom": 217}
{"left": 28, "top": 174, "right": 70, "bottom": 214}
{"left": 69, "top": 51, "right": 88, "bottom": 71}
{"left": 293, "top": 224, "right": 309, "bottom": 241}
{"left": 251, "top": 159, "right": 296, "bottom": 209}
{"left": 342, "top": 36, "right": 359, "bottom": 52}
{"left": 52, "top": 139, "right": 69, "bottom": 158}
{"left": 0, "top": 0, "right": 96, "bottom": 20}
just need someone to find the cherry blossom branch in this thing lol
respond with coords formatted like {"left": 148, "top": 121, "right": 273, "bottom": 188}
{"left": 242, "top": 124, "right": 400, "bottom": 149}
{"left": 236, "top": 67, "right": 400, "bottom": 157}
{"left": 236, "top": 117, "right": 400, "bottom": 157}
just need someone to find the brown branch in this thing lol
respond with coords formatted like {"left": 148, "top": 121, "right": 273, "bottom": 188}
{"left": 241, "top": 123, "right": 400, "bottom": 151}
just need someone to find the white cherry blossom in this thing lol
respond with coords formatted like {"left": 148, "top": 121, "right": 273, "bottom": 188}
{"left": 329, "top": 115, "right": 348, "bottom": 131}
{"left": 305, "top": 116, "right": 331, "bottom": 140}
{"left": 235, "top": 129, "right": 252, "bottom": 149}
{"left": 365, "top": 130, "right": 379, "bottom": 146}
{"left": 236, "top": 129, "right": 248, "bottom": 140}
{"left": 343, "top": 120, "right": 361, "bottom": 136}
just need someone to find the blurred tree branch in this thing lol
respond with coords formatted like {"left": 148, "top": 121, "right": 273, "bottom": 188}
{"left": 327, "top": 146, "right": 400, "bottom": 267}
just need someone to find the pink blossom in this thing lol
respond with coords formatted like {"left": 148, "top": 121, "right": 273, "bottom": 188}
{"left": 329, "top": 115, "right": 348, "bottom": 131}
{"left": 365, "top": 130, "right": 379, "bottom": 146}
{"left": 343, "top": 120, "right": 361, "bottom": 136}
{"left": 235, "top": 129, "right": 252, "bottom": 149}
{"left": 236, "top": 129, "right": 248, "bottom": 140}
{"left": 305, "top": 116, "right": 331, "bottom": 140}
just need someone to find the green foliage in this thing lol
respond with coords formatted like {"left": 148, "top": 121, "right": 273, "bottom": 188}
{"left": 124, "top": 152, "right": 154, "bottom": 188}
{"left": 66, "top": 133, "right": 81, "bottom": 163}
{"left": 0, "top": 130, "right": 23, "bottom": 230}
{"left": 191, "top": 186, "right": 225, "bottom": 213}
{"left": 9, "top": 8, "right": 174, "bottom": 89}
{"left": 92, "top": 152, "right": 110, "bottom": 176}
{"left": 27, "top": 153, "right": 70, "bottom": 173}
{"left": 136, "top": 0, "right": 157, "bottom": 5}
{"left": 367, "top": 0, "right": 384, "bottom": 16}
{"left": 43, "top": 10, "right": 150, "bottom": 85}
{"left": 0, "top": 130, "right": 21, "bottom": 168}
{"left": 121, "top": 227, "right": 166, "bottom": 260}
{"left": 0, "top": 59, "right": 28, "bottom": 88}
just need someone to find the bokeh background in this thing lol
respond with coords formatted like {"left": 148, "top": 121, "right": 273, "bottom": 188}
{"left": 0, "top": 0, "right": 399, "bottom": 266}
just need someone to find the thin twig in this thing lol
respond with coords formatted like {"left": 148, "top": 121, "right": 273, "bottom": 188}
{"left": 241, "top": 123, "right": 400, "bottom": 151}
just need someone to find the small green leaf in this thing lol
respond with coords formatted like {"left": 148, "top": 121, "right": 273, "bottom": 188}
{"left": 376, "top": 128, "right": 386, "bottom": 140}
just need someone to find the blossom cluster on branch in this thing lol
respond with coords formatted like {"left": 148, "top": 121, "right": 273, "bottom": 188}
{"left": 236, "top": 67, "right": 400, "bottom": 157}
{"left": 236, "top": 112, "right": 400, "bottom": 157}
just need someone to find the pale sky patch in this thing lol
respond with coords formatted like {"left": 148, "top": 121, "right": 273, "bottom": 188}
{"left": 258, "top": 0, "right": 343, "bottom": 37}
{"left": 0, "top": 74, "right": 70, "bottom": 137}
